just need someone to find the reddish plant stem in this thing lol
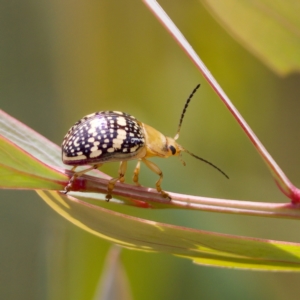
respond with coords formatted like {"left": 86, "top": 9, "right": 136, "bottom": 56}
{"left": 60, "top": 170, "right": 300, "bottom": 219}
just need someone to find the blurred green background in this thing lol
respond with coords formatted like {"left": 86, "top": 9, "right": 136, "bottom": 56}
{"left": 1, "top": 1, "right": 300, "bottom": 299}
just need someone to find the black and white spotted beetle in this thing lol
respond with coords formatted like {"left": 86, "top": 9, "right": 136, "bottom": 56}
{"left": 62, "top": 84, "right": 228, "bottom": 200}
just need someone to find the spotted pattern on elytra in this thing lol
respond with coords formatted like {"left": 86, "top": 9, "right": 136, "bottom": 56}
{"left": 62, "top": 111, "right": 145, "bottom": 165}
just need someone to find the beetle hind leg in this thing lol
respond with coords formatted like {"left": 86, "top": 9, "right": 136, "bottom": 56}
{"left": 142, "top": 159, "right": 171, "bottom": 200}
{"left": 64, "top": 164, "right": 101, "bottom": 194}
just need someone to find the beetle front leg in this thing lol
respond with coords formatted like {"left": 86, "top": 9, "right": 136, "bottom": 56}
{"left": 142, "top": 159, "right": 171, "bottom": 199}
{"left": 106, "top": 161, "right": 127, "bottom": 201}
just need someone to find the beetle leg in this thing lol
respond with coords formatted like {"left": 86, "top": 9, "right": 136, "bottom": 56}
{"left": 118, "top": 161, "right": 127, "bottom": 183}
{"left": 133, "top": 159, "right": 141, "bottom": 186}
{"left": 64, "top": 164, "right": 101, "bottom": 194}
{"left": 142, "top": 159, "right": 171, "bottom": 199}
{"left": 106, "top": 161, "right": 127, "bottom": 201}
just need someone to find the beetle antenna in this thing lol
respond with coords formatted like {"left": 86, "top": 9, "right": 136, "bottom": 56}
{"left": 174, "top": 84, "right": 201, "bottom": 140}
{"left": 183, "top": 148, "right": 229, "bottom": 179}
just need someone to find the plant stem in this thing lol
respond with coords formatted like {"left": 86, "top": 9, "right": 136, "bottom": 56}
{"left": 62, "top": 169, "right": 300, "bottom": 219}
{"left": 143, "top": 0, "right": 300, "bottom": 204}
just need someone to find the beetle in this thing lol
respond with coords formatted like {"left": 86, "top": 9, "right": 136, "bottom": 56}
{"left": 62, "top": 84, "right": 228, "bottom": 200}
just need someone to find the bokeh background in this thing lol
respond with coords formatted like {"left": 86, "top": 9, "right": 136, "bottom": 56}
{"left": 1, "top": 1, "right": 300, "bottom": 299}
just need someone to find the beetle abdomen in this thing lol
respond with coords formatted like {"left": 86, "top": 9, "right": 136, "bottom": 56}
{"left": 62, "top": 111, "right": 146, "bottom": 165}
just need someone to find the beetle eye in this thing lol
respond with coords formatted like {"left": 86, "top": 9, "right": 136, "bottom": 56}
{"left": 169, "top": 145, "right": 176, "bottom": 155}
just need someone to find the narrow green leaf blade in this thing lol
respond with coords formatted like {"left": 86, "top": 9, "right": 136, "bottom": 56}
{"left": 0, "top": 109, "right": 63, "bottom": 168}
{"left": 0, "top": 135, "right": 67, "bottom": 189}
{"left": 38, "top": 190, "right": 300, "bottom": 271}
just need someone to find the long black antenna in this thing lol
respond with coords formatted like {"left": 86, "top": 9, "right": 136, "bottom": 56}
{"left": 173, "top": 84, "right": 228, "bottom": 179}
{"left": 174, "top": 84, "right": 200, "bottom": 140}
{"left": 184, "top": 149, "right": 229, "bottom": 179}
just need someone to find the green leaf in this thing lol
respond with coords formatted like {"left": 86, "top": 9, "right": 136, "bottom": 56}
{"left": 39, "top": 190, "right": 300, "bottom": 271}
{"left": 0, "top": 110, "right": 64, "bottom": 168}
{"left": 2, "top": 111, "right": 300, "bottom": 271}
{"left": 0, "top": 110, "right": 68, "bottom": 189}
{"left": 0, "top": 135, "right": 67, "bottom": 190}
{"left": 203, "top": 0, "right": 300, "bottom": 75}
